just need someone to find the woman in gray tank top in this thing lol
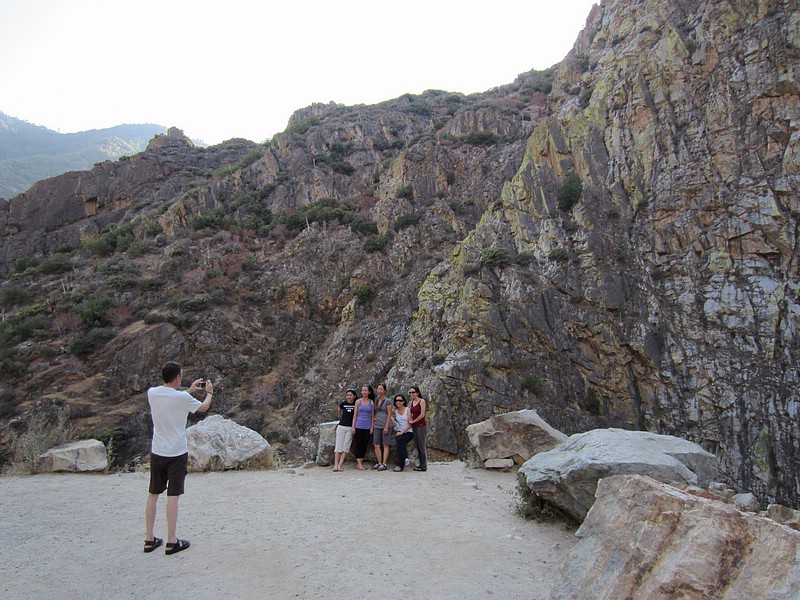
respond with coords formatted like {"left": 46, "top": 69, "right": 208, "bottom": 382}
{"left": 372, "top": 383, "right": 393, "bottom": 470}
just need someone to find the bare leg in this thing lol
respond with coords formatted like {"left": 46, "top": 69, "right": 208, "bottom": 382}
{"left": 382, "top": 445, "right": 390, "bottom": 465}
{"left": 145, "top": 493, "right": 159, "bottom": 540}
{"left": 166, "top": 496, "right": 180, "bottom": 544}
{"left": 373, "top": 444, "right": 381, "bottom": 465}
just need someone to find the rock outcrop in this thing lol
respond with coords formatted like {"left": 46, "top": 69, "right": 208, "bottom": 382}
{"left": 37, "top": 439, "right": 108, "bottom": 473}
{"left": 387, "top": 0, "right": 800, "bottom": 508}
{"left": 315, "top": 421, "right": 338, "bottom": 467}
{"left": 519, "top": 428, "right": 718, "bottom": 521}
{"left": 550, "top": 474, "right": 800, "bottom": 600}
{"left": 186, "top": 415, "right": 272, "bottom": 471}
{"left": 466, "top": 409, "right": 567, "bottom": 466}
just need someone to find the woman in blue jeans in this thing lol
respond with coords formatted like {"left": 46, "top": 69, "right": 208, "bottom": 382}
{"left": 392, "top": 394, "right": 413, "bottom": 471}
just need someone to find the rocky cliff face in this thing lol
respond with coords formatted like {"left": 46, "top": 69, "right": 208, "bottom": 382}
{"left": 0, "top": 0, "right": 797, "bottom": 508}
{"left": 390, "top": 0, "right": 799, "bottom": 506}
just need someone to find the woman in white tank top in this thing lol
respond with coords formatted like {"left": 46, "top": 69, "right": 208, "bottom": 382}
{"left": 391, "top": 394, "right": 413, "bottom": 471}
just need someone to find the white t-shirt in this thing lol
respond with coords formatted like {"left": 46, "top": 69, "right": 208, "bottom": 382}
{"left": 148, "top": 385, "right": 202, "bottom": 457}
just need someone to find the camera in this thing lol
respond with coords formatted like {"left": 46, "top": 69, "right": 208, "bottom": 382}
{"left": 197, "top": 379, "right": 206, "bottom": 388}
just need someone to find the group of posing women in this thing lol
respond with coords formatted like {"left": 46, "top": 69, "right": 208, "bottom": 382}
{"left": 332, "top": 383, "right": 428, "bottom": 472}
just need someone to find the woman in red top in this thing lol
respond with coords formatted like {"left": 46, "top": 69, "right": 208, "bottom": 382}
{"left": 408, "top": 385, "right": 427, "bottom": 471}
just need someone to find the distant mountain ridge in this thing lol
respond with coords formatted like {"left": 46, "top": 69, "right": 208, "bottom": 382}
{"left": 0, "top": 112, "right": 166, "bottom": 198}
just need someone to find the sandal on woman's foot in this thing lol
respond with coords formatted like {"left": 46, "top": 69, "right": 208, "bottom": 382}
{"left": 165, "top": 539, "right": 190, "bottom": 555}
{"left": 143, "top": 537, "right": 163, "bottom": 553}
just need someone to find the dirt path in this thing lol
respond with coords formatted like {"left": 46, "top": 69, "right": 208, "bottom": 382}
{"left": 0, "top": 461, "right": 577, "bottom": 599}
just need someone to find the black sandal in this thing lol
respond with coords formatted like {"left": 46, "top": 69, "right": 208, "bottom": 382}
{"left": 165, "top": 539, "right": 190, "bottom": 555}
{"left": 143, "top": 537, "right": 163, "bottom": 553}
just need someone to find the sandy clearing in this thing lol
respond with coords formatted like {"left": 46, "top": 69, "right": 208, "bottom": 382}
{"left": 0, "top": 461, "right": 577, "bottom": 600}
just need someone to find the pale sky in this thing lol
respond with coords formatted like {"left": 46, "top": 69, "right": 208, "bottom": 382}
{"left": 0, "top": 0, "right": 597, "bottom": 145}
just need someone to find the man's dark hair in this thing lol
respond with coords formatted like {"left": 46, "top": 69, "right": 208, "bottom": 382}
{"left": 162, "top": 361, "right": 182, "bottom": 383}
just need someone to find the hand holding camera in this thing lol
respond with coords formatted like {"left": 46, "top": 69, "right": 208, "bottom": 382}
{"left": 191, "top": 377, "right": 213, "bottom": 395}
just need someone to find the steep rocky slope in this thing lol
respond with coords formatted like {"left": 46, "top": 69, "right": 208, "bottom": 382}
{"left": 391, "top": 0, "right": 798, "bottom": 506}
{"left": 0, "top": 0, "right": 797, "bottom": 509}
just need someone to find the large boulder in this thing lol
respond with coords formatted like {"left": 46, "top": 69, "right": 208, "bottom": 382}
{"left": 519, "top": 428, "right": 718, "bottom": 521}
{"left": 186, "top": 415, "right": 272, "bottom": 471}
{"left": 37, "top": 439, "right": 108, "bottom": 473}
{"left": 550, "top": 475, "right": 800, "bottom": 600}
{"left": 466, "top": 409, "right": 567, "bottom": 466}
{"left": 315, "top": 421, "right": 338, "bottom": 466}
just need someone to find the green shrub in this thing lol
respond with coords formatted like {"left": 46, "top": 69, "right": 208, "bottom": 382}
{"left": 68, "top": 328, "right": 114, "bottom": 358}
{"left": 74, "top": 296, "right": 115, "bottom": 326}
{"left": 0, "top": 357, "right": 25, "bottom": 378}
{"left": 3, "top": 285, "right": 31, "bottom": 306}
{"left": 354, "top": 284, "right": 375, "bottom": 305}
{"left": 313, "top": 153, "right": 355, "bottom": 175}
{"left": 178, "top": 295, "right": 210, "bottom": 312}
{"left": 401, "top": 94, "right": 431, "bottom": 116}
{"left": 81, "top": 236, "right": 115, "bottom": 256}
{"left": 548, "top": 248, "right": 569, "bottom": 261}
{"left": 0, "top": 314, "right": 50, "bottom": 345}
{"left": 274, "top": 198, "right": 376, "bottom": 236}
{"left": 139, "top": 278, "right": 162, "bottom": 292}
{"left": 521, "top": 67, "right": 556, "bottom": 95}
{"left": 479, "top": 247, "right": 511, "bottom": 269}
{"left": 13, "top": 256, "right": 41, "bottom": 274}
{"left": 465, "top": 131, "right": 499, "bottom": 146}
{"left": 396, "top": 185, "right": 414, "bottom": 200}
{"left": 106, "top": 275, "right": 136, "bottom": 290}
{"left": 364, "top": 235, "right": 389, "bottom": 253}
{"left": 463, "top": 263, "right": 481, "bottom": 277}
{"left": 188, "top": 209, "right": 225, "bottom": 232}
{"left": 0, "top": 389, "right": 20, "bottom": 418}
{"left": 522, "top": 375, "right": 542, "bottom": 395}
{"left": 557, "top": 172, "right": 583, "bottom": 211}
{"left": 126, "top": 240, "right": 151, "bottom": 257}
{"left": 394, "top": 213, "right": 422, "bottom": 231}
{"left": 515, "top": 252, "right": 536, "bottom": 266}
{"left": 286, "top": 116, "right": 320, "bottom": 136}
{"left": 82, "top": 224, "right": 136, "bottom": 257}
{"left": 409, "top": 132, "right": 435, "bottom": 147}
{"left": 237, "top": 149, "right": 263, "bottom": 170}
{"left": 40, "top": 254, "right": 74, "bottom": 274}
{"left": 19, "top": 302, "right": 47, "bottom": 318}
{"left": 212, "top": 149, "right": 264, "bottom": 178}
{"left": 579, "top": 87, "right": 594, "bottom": 108}
{"left": 586, "top": 388, "right": 602, "bottom": 415}
{"left": 208, "top": 289, "right": 227, "bottom": 306}
{"left": 145, "top": 221, "right": 164, "bottom": 237}
{"left": 242, "top": 255, "right": 258, "bottom": 271}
